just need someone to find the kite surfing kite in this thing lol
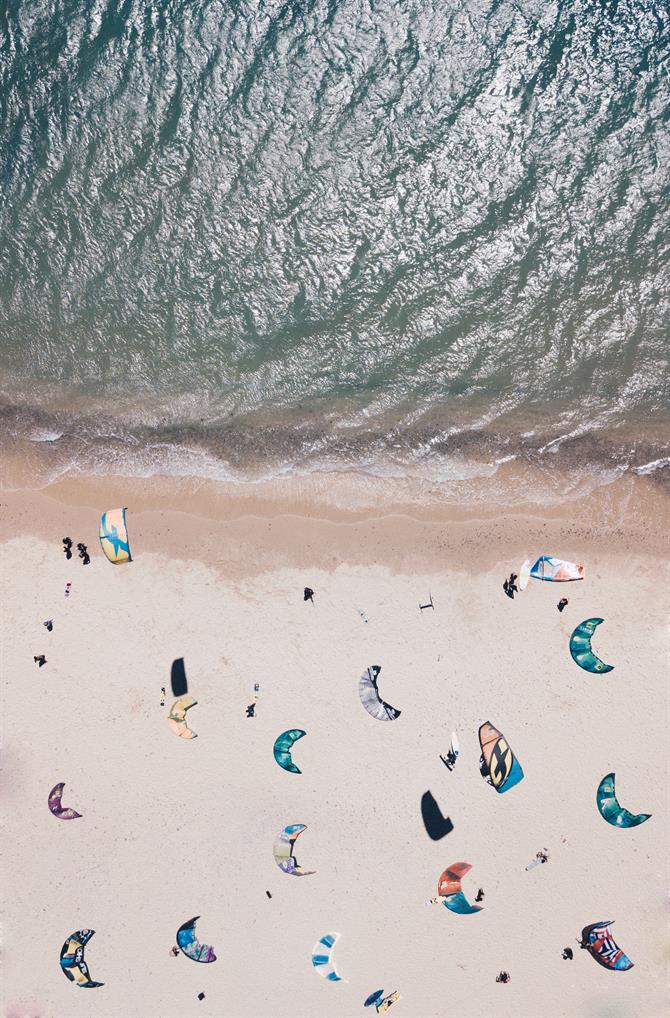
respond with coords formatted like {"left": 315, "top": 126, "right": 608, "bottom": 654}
{"left": 530, "top": 556, "right": 584, "bottom": 581}
{"left": 570, "top": 618, "right": 614, "bottom": 673}
{"left": 431, "top": 862, "right": 482, "bottom": 915}
{"left": 48, "top": 782, "right": 82, "bottom": 820}
{"left": 167, "top": 695, "right": 198, "bottom": 738}
{"left": 358, "top": 666, "right": 401, "bottom": 721}
{"left": 273, "top": 824, "right": 315, "bottom": 875}
{"left": 596, "top": 774, "right": 651, "bottom": 828}
{"left": 311, "top": 933, "right": 342, "bottom": 981}
{"left": 59, "top": 929, "right": 104, "bottom": 987}
{"left": 580, "top": 921, "right": 634, "bottom": 971}
{"left": 99, "top": 508, "right": 132, "bottom": 564}
{"left": 478, "top": 721, "right": 524, "bottom": 793}
{"left": 273, "top": 729, "right": 306, "bottom": 773}
{"left": 176, "top": 917, "right": 217, "bottom": 963}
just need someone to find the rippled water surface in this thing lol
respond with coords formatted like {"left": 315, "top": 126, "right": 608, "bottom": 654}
{"left": 1, "top": 0, "right": 668, "bottom": 491}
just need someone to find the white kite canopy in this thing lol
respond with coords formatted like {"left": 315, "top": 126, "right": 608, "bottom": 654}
{"left": 530, "top": 556, "right": 584, "bottom": 582}
{"left": 358, "top": 666, "right": 401, "bottom": 721}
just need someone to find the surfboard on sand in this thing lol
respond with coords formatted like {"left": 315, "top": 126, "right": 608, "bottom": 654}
{"left": 518, "top": 559, "right": 531, "bottom": 590}
{"left": 377, "top": 991, "right": 401, "bottom": 1014}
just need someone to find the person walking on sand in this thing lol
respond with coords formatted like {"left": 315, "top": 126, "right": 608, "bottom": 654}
{"left": 63, "top": 537, "right": 73, "bottom": 560}
{"left": 43, "top": 619, "right": 53, "bottom": 632}
{"left": 34, "top": 655, "right": 47, "bottom": 667}
{"left": 557, "top": 598, "right": 568, "bottom": 612}
{"left": 304, "top": 587, "right": 315, "bottom": 604}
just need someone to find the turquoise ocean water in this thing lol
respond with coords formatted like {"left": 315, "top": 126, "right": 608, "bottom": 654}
{"left": 1, "top": 1, "right": 668, "bottom": 495}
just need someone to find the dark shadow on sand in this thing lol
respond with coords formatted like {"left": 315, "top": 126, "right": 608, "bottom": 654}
{"left": 421, "top": 790, "right": 454, "bottom": 841}
{"left": 171, "top": 657, "right": 188, "bottom": 697}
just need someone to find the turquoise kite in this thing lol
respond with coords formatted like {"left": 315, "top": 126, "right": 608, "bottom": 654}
{"left": 273, "top": 729, "right": 306, "bottom": 774}
{"left": 570, "top": 618, "right": 614, "bottom": 673}
{"left": 596, "top": 773, "right": 651, "bottom": 828}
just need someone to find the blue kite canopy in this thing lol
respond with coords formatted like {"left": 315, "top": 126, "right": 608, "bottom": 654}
{"left": 176, "top": 917, "right": 216, "bottom": 963}
{"left": 311, "top": 933, "right": 342, "bottom": 981}
{"left": 443, "top": 890, "right": 482, "bottom": 915}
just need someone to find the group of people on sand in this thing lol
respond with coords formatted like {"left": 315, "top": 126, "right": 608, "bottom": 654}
{"left": 62, "top": 536, "right": 90, "bottom": 565}
{"left": 35, "top": 538, "right": 91, "bottom": 665}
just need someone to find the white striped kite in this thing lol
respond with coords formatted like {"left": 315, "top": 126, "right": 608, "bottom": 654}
{"left": 311, "top": 933, "right": 342, "bottom": 981}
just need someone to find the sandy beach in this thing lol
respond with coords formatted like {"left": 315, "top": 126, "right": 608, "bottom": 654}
{"left": 1, "top": 475, "right": 667, "bottom": 1018}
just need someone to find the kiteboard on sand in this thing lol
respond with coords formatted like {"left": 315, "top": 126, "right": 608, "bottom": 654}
{"left": 377, "top": 991, "right": 401, "bottom": 1013}
{"left": 440, "top": 732, "right": 459, "bottom": 770}
{"left": 451, "top": 732, "right": 459, "bottom": 760}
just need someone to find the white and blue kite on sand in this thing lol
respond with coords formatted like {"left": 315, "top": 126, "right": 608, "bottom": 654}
{"left": 311, "top": 933, "right": 342, "bottom": 981}
{"left": 530, "top": 556, "right": 584, "bottom": 581}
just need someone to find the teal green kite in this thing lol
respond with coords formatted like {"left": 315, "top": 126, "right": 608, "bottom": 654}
{"left": 596, "top": 773, "right": 651, "bottom": 828}
{"left": 273, "top": 729, "right": 306, "bottom": 773}
{"left": 569, "top": 618, "right": 614, "bottom": 673}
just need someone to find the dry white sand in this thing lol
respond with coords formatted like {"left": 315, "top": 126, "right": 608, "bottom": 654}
{"left": 1, "top": 492, "right": 668, "bottom": 1018}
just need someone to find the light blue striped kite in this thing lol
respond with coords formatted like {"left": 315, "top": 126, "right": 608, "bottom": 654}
{"left": 311, "top": 933, "right": 342, "bottom": 981}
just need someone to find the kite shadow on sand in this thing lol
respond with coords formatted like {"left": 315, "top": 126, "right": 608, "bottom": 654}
{"left": 171, "top": 657, "right": 188, "bottom": 697}
{"left": 421, "top": 791, "right": 454, "bottom": 840}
